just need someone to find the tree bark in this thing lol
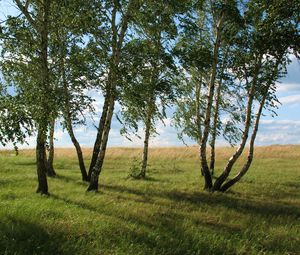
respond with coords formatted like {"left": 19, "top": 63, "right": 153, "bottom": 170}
{"left": 213, "top": 54, "right": 263, "bottom": 191}
{"left": 65, "top": 115, "right": 89, "bottom": 181}
{"left": 199, "top": 13, "right": 224, "bottom": 190}
{"left": 35, "top": 0, "right": 51, "bottom": 194}
{"left": 140, "top": 100, "right": 153, "bottom": 179}
{"left": 219, "top": 57, "right": 281, "bottom": 192}
{"left": 36, "top": 128, "right": 49, "bottom": 195}
{"left": 87, "top": 96, "right": 115, "bottom": 191}
{"left": 47, "top": 118, "right": 56, "bottom": 177}
{"left": 195, "top": 77, "right": 203, "bottom": 143}
{"left": 209, "top": 49, "right": 227, "bottom": 175}
{"left": 195, "top": 77, "right": 204, "bottom": 176}
{"left": 88, "top": 94, "right": 110, "bottom": 180}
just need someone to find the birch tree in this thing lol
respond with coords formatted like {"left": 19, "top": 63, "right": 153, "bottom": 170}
{"left": 175, "top": 0, "right": 299, "bottom": 191}
{"left": 50, "top": 0, "right": 98, "bottom": 182}
{"left": 0, "top": 0, "right": 57, "bottom": 194}
{"left": 87, "top": 0, "right": 143, "bottom": 191}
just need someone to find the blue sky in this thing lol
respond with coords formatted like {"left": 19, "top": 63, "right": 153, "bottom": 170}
{"left": 1, "top": 1, "right": 300, "bottom": 148}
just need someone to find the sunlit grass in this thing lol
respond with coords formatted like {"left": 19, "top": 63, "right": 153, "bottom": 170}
{"left": 0, "top": 146, "right": 299, "bottom": 255}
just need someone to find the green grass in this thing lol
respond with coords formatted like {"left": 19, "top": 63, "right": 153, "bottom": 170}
{"left": 0, "top": 148, "right": 300, "bottom": 255}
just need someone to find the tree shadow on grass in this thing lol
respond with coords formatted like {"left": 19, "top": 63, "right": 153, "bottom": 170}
{"left": 12, "top": 160, "right": 36, "bottom": 166}
{"left": 124, "top": 175, "right": 162, "bottom": 183}
{"left": 100, "top": 183, "right": 300, "bottom": 220}
{"left": 0, "top": 179, "right": 13, "bottom": 186}
{"left": 55, "top": 174, "right": 88, "bottom": 186}
{"left": 0, "top": 217, "right": 78, "bottom": 255}
{"left": 48, "top": 178, "right": 300, "bottom": 254}
{"left": 54, "top": 175, "right": 300, "bottom": 221}
{"left": 281, "top": 181, "right": 300, "bottom": 189}
{"left": 50, "top": 194, "right": 237, "bottom": 255}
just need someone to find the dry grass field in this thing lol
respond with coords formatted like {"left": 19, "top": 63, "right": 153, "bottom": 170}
{"left": 8, "top": 144, "right": 300, "bottom": 160}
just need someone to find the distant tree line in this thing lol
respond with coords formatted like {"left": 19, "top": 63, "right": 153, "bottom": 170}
{"left": 0, "top": 0, "right": 299, "bottom": 194}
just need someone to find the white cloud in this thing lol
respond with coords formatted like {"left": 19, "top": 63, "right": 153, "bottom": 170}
{"left": 279, "top": 94, "right": 300, "bottom": 105}
{"left": 256, "top": 119, "right": 300, "bottom": 145}
{"left": 277, "top": 83, "right": 300, "bottom": 92}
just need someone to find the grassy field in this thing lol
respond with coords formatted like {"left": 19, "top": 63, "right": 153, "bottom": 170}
{"left": 0, "top": 145, "right": 300, "bottom": 255}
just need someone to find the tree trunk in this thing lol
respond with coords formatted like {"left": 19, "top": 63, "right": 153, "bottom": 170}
{"left": 35, "top": 0, "right": 51, "bottom": 194}
{"left": 209, "top": 51, "right": 227, "bottom": 175}
{"left": 88, "top": 94, "right": 110, "bottom": 180}
{"left": 47, "top": 118, "right": 56, "bottom": 177}
{"left": 220, "top": 91, "right": 267, "bottom": 192}
{"left": 213, "top": 54, "right": 262, "bottom": 191}
{"left": 65, "top": 116, "right": 89, "bottom": 181}
{"left": 140, "top": 102, "right": 153, "bottom": 179}
{"left": 219, "top": 57, "right": 281, "bottom": 192}
{"left": 36, "top": 128, "right": 49, "bottom": 195}
{"left": 87, "top": 96, "right": 115, "bottom": 191}
{"left": 60, "top": 48, "right": 89, "bottom": 182}
{"left": 199, "top": 13, "right": 224, "bottom": 190}
{"left": 195, "top": 77, "right": 203, "bottom": 143}
{"left": 87, "top": 0, "right": 140, "bottom": 191}
{"left": 195, "top": 77, "right": 203, "bottom": 176}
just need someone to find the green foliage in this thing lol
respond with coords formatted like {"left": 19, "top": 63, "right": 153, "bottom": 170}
{"left": 117, "top": 12, "right": 179, "bottom": 140}
{"left": 128, "top": 157, "right": 143, "bottom": 179}
{"left": 0, "top": 92, "right": 33, "bottom": 147}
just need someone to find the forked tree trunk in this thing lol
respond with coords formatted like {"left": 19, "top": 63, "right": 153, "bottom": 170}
{"left": 47, "top": 118, "right": 56, "bottom": 177}
{"left": 36, "top": 128, "right": 49, "bottom": 195}
{"left": 219, "top": 56, "right": 281, "bottom": 192}
{"left": 213, "top": 54, "right": 263, "bottom": 191}
{"left": 87, "top": 0, "right": 139, "bottom": 191}
{"left": 199, "top": 13, "right": 224, "bottom": 190}
{"left": 220, "top": 91, "right": 267, "bottom": 192}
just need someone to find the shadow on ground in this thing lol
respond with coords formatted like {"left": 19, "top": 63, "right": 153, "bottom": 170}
{"left": 0, "top": 217, "right": 79, "bottom": 255}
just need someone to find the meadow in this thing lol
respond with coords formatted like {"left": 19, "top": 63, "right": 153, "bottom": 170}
{"left": 0, "top": 145, "right": 299, "bottom": 255}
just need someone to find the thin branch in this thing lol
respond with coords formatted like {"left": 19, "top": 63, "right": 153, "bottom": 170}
{"left": 14, "top": 0, "right": 40, "bottom": 32}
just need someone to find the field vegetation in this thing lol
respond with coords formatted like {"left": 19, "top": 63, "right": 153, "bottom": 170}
{"left": 1, "top": 146, "right": 299, "bottom": 255}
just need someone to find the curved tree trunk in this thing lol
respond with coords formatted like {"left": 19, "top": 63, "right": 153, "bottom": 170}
{"left": 213, "top": 54, "right": 263, "bottom": 191}
{"left": 65, "top": 117, "right": 88, "bottom": 181}
{"left": 60, "top": 52, "right": 88, "bottom": 182}
{"left": 220, "top": 91, "right": 267, "bottom": 192}
{"left": 47, "top": 118, "right": 56, "bottom": 177}
{"left": 219, "top": 56, "right": 281, "bottom": 192}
